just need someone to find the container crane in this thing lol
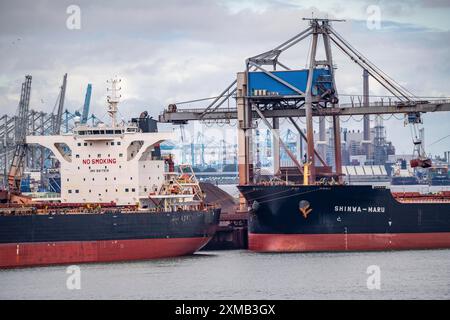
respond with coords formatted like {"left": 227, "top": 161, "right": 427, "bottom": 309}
{"left": 7, "top": 75, "right": 32, "bottom": 202}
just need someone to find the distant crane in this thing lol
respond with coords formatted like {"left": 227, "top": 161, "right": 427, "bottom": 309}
{"left": 81, "top": 84, "right": 92, "bottom": 124}
{"left": 53, "top": 73, "right": 67, "bottom": 135}
{"left": 219, "top": 139, "right": 227, "bottom": 168}
{"left": 63, "top": 84, "right": 97, "bottom": 132}
{"left": 196, "top": 132, "right": 206, "bottom": 167}
{"left": 7, "top": 75, "right": 32, "bottom": 197}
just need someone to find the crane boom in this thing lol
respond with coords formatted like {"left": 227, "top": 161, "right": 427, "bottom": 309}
{"left": 53, "top": 73, "right": 67, "bottom": 135}
{"left": 81, "top": 84, "right": 92, "bottom": 124}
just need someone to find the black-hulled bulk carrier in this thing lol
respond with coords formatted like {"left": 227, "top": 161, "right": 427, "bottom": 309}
{"left": 233, "top": 18, "right": 450, "bottom": 253}
{"left": 238, "top": 184, "right": 450, "bottom": 252}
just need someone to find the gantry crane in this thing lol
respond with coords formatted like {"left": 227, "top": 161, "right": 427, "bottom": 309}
{"left": 160, "top": 18, "right": 450, "bottom": 189}
{"left": 7, "top": 75, "right": 32, "bottom": 200}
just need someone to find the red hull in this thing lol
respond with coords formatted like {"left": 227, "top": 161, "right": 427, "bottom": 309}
{"left": 0, "top": 237, "right": 211, "bottom": 268}
{"left": 249, "top": 233, "right": 450, "bottom": 252}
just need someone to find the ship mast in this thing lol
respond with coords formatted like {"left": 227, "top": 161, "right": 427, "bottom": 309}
{"left": 106, "top": 78, "right": 121, "bottom": 127}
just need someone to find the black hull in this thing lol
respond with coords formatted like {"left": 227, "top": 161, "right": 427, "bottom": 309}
{"left": 0, "top": 209, "right": 220, "bottom": 267}
{"left": 238, "top": 185, "right": 450, "bottom": 252}
{"left": 0, "top": 209, "right": 220, "bottom": 243}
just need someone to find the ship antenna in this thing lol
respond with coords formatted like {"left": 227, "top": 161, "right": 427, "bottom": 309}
{"left": 106, "top": 77, "right": 122, "bottom": 127}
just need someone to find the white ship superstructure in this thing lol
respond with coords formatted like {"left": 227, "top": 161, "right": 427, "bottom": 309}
{"left": 26, "top": 79, "right": 175, "bottom": 205}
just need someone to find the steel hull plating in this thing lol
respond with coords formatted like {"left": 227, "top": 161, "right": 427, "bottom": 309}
{"left": 238, "top": 185, "right": 450, "bottom": 252}
{"left": 0, "top": 209, "right": 220, "bottom": 268}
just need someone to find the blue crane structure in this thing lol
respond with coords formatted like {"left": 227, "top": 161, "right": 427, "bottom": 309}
{"left": 63, "top": 83, "right": 98, "bottom": 133}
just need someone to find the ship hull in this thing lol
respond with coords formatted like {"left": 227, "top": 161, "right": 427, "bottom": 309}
{"left": 238, "top": 185, "right": 450, "bottom": 252}
{"left": 0, "top": 209, "right": 220, "bottom": 268}
{"left": 249, "top": 232, "right": 450, "bottom": 252}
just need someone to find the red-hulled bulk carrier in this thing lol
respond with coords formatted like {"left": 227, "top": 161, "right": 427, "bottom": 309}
{"left": 0, "top": 79, "right": 220, "bottom": 268}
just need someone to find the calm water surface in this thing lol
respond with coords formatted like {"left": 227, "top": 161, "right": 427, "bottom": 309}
{"left": 1, "top": 249, "right": 449, "bottom": 299}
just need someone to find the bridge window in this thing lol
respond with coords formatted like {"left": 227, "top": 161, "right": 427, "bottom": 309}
{"left": 131, "top": 188, "right": 135, "bottom": 192}
{"left": 68, "top": 190, "right": 72, "bottom": 193}
{"left": 77, "top": 143, "right": 81, "bottom": 146}
{"left": 117, "top": 142, "right": 121, "bottom": 145}
{"left": 84, "top": 143, "right": 87, "bottom": 146}
{"left": 75, "top": 190, "right": 79, "bottom": 194}
{"left": 111, "top": 142, "right": 115, "bottom": 146}
{"left": 125, "top": 188, "right": 129, "bottom": 192}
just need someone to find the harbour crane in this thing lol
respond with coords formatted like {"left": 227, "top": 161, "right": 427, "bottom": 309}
{"left": 159, "top": 18, "right": 450, "bottom": 190}
{"left": 63, "top": 83, "right": 95, "bottom": 132}
{"left": 406, "top": 112, "right": 432, "bottom": 168}
{"left": 7, "top": 75, "right": 32, "bottom": 201}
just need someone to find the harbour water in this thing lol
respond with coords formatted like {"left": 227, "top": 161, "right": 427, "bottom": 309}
{"left": 1, "top": 249, "right": 449, "bottom": 300}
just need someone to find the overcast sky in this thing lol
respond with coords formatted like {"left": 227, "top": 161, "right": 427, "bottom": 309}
{"left": 0, "top": 0, "right": 449, "bottom": 156}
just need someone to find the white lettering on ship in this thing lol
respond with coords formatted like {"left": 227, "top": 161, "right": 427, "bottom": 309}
{"left": 334, "top": 206, "right": 385, "bottom": 213}
{"left": 82, "top": 158, "right": 117, "bottom": 165}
